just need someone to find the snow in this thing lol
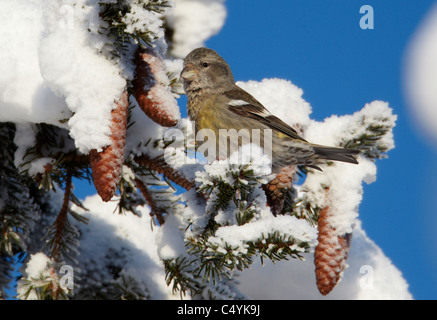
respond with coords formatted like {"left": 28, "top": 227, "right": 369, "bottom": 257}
{"left": 156, "top": 214, "right": 187, "bottom": 260}
{"left": 166, "top": 0, "right": 227, "bottom": 58}
{"left": 13, "top": 123, "right": 37, "bottom": 171}
{"left": 0, "top": 0, "right": 70, "bottom": 126}
{"left": 39, "top": 0, "right": 127, "bottom": 154}
{"left": 237, "top": 79, "right": 313, "bottom": 131}
{"left": 0, "top": 0, "right": 179, "bottom": 155}
{"left": 305, "top": 100, "right": 396, "bottom": 151}
{"left": 195, "top": 144, "right": 272, "bottom": 186}
{"left": 73, "top": 194, "right": 178, "bottom": 299}
{"left": 209, "top": 215, "right": 318, "bottom": 253}
{"left": 237, "top": 222, "right": 412, "bottom": 300}
{"left": 122, "top": 2, "right": 165, "bottom": 39}
{"left": 21, "top": 253, "right": 52, "bottom": 281}
{"left": 404, "top": 3, "right": 437, "bottom": 148}
{"left": 17, "top": 252, "right": 54, "bottom": 300}
{"left": 125, "top": 96, "right": 166, "bottom": 157}
{"left": 238, "top": 79, "right": 396, "bottom": 237}
{"left": 0, "top": 0, "right": 125, "bottom": 153}
{"left": 1, "top": 0, "right": 411, "bottom": 300}
{"left": 73, "top": 184, "right": 410, "bottom": 299}
{"left": 302, "top": 159, "right": 377, "bottom": 235}
{"left": 301, "top": 101, "right": 396, "bottom": 235}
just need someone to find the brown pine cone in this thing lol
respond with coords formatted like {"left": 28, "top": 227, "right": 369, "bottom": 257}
{"left": 264, "top": 165, "right": 296, "bottom": 216}
{"left": 133, "top": 48, "right": 179, "bottom": 127}
{"left": 314, "top": 206, "right": 352, "bottom": 295}
{"left": 90, "top": 90, "right": 129, "bottom": 202}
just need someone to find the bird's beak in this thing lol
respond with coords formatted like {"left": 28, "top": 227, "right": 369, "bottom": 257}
{"left": 181, "top": 64, "right": 198, "bottom": 80}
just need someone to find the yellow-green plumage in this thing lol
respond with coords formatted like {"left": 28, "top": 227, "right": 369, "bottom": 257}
{"left": 181, "top": 47, "right": 360, "bottom": 173}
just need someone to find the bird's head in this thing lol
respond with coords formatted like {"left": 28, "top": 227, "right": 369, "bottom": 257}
{"left": 181, "top": 47, "right": 235, "bottom": 94}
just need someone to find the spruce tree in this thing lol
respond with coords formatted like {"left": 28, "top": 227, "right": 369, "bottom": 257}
{"left": 0, "top": 1, "right": 397, "bottom": 299}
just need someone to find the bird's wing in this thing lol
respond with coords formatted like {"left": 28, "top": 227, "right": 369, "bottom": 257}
{"left": 225, "top": 87, "right": 308, "bottom": 142}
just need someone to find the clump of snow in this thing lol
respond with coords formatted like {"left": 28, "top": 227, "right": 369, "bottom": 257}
{"left": 39, "top": 0, "right": 127, "bottom": 154}
{"left": 13, "top": 122, "right": 56, "bottom": 175}
{"left": 156, "top": 214, "right": 187, "bottom": 260}
{"left": 27, "top": 158, "right": 56, "bottom": 177}
{"left": 304, "top": 100, "right": 396, "bottom": 150}
{"left": 21, "top": 253, "right": 52, "bottom": 280}
{"left": 209, "top": 215, "right": 317, "bottom": 254}
{"left": 0, "top": 0, "right": 70, "bottom": 126}
{"left": 303, "top": 159, "right": 377, "bottom": 235}
{"left": 404, "top": 3, "right": 437, "bottom": 147}
{"left": 166, "top": 0, "right": 227, "bottom": 58}
{"left": 195, "top": 144, "right": 272, "bottom": 187}
{"left": 122, "top": 1, "right": 165, "bottom": 39}
{"left": 237, "top": 78, "right": 313, "bottom": 131}
{"left": 0, "top": 0, "right": 126, "bottom": 154}
{"left": 17, "top": 252, "right": 54, "bottom": 300}
{"left": 185, "top": 144, "right": 274, "bottom": 233}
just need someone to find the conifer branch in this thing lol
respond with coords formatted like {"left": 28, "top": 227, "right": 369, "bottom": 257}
{"left": 98, "top": 0, "right": 170, "bottom": 54}
{"left": 18, "top": 257, "right": 70, "bottom": 300}
{"left": 164, "top": 257, "right": 204, "bottom": 298}
{"left": 51, "top": 171, "right": 73, "bottom": 263}
{"left": 42, "top": 171, "right": 88, "bottom": 266}
{"left": 134, "top": 177, "right": 165, "bottom": 225}
{"left": 134, "top": 154, "right": 196, "bottom": 191}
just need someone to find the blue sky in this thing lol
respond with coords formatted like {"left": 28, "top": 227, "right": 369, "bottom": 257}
{"left": 66, "top": 0, "right": 437, "bottom": 299}
{"left": 200, "top": 0, "right": 436, "bottom": 299}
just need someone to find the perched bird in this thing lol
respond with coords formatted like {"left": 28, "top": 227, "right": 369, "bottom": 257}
{"left": 181, "top": 47, "right": 359, "bottom": 173}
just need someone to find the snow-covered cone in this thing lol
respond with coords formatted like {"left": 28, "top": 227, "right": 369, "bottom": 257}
{"left": 133, "top": 47, "right": 180, "bottom": 127}
{"left": 264, "top": 165, "right": 296, "bottom": 216}
{"left": 90, "top": 91, "right": 129, "bottom": 202}
{"left": 314, "top": 206, "right": 352, "bottom": 295}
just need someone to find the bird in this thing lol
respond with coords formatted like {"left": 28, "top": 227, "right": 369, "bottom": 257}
{"left": 180, "top": 47, "right": 360, "bottom": 174}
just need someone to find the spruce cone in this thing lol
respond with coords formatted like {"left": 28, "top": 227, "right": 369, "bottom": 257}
{"left": 314, "top": 206, "right": 352, "bottom": 295}
{"left": 133, "top": 48, "right": 179, "bottom": 127}
{"left": 264, "top": 165, "right": 296, "bottom": 216}
{"left": 90, "top": 90, "right": 129, "bottom": 202}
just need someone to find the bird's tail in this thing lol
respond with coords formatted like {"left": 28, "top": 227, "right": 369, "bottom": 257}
{"left": 312, "top": 145, "right": 360, "bottom": 167}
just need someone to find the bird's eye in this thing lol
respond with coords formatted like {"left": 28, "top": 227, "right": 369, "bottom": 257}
{"left": 202, "top": 62, "right": 209, "bottom": 68}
